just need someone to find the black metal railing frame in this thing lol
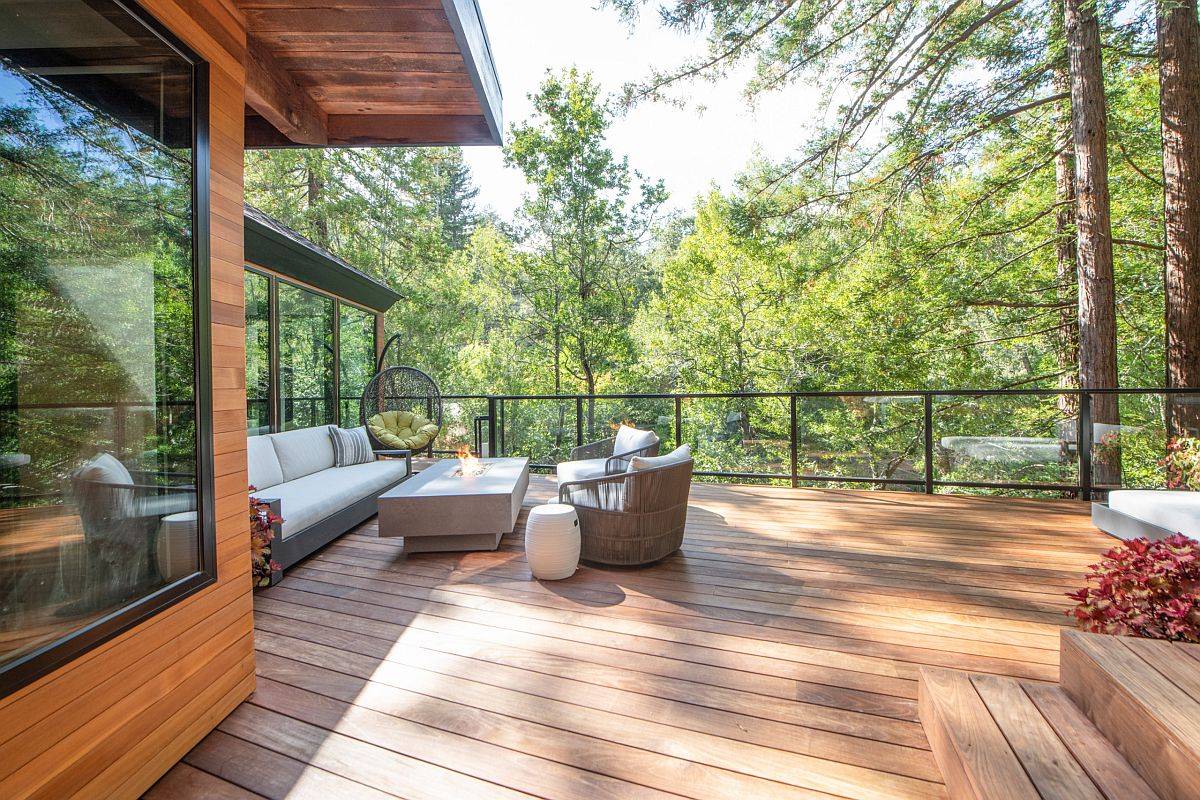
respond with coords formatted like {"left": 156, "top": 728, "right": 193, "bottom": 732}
{"left": 430, "top": 387, "right": 1200, "bottom": 501}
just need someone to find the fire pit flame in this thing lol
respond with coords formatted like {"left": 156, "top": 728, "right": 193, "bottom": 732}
{"left": 453, "top": 444, "right": 490, "bottom": 478}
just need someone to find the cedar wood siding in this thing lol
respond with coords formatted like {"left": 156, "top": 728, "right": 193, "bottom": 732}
{"left": 0, "top": 0, "right": 254, "bottom": 796}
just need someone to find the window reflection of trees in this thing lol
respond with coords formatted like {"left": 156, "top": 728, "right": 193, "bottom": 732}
{"left": 0, "top": 24, "right": 198, "bottom": 677}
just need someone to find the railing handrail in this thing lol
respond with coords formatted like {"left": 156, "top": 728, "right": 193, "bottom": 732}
{"left": 466, "top": 387, "right": 1200, "bottom": 401}
{"left": 462, "top": 387, "right": 1200, "bottom": 501}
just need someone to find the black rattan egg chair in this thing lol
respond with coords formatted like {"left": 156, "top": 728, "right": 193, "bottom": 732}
{"left": 360, "top": 366, "right": 443, "bottom": 455}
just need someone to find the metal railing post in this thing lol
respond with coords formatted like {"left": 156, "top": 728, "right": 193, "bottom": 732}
{"left": 487, "top": 397, "right": 497, "bottom": 459}
{"left": 923, "top": 393, "right": 935, "bottom": 494}
{"left": 789, "top": 394, "right": 799, "bottom": 489}
{"left": 575, "top": 396, "right": 584, "bottom": 447}
{"left": 1079, "top": 391, "right": 1092, "bottom": 502}
{"left": 675, "top": 396, "right": 683, "bottom": 449}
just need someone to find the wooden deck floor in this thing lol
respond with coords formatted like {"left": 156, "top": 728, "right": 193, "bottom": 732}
{"left": 149, "top": 477, "right": 1115, "bottom": 800}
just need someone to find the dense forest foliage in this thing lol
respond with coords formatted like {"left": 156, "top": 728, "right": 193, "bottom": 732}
{"left": 246, "top": 0, "right": 1199, "bottom": 490}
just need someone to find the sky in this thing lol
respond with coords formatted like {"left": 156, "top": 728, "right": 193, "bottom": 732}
{"left": 463, "top": 0, "right": 825, "bottom": 221}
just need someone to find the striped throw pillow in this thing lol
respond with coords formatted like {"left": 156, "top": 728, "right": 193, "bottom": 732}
{"left": 329, "top": 426, "right": 373, "bottom": 467}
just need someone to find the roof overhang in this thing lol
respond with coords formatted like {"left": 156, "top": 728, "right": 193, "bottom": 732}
{"left": 239, "top": 0, "right": 502, "bottom": 148}
{"left": 244, "top": 206, "right": 402, "bottom": 312}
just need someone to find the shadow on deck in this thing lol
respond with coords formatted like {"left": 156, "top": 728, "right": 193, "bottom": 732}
{"left": 148, "top": 476, "right": 1111, "bottom": 800}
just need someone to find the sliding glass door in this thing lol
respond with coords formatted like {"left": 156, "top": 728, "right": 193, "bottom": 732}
{"left": 245, "top": 271, "right": 272, "bottom": 435}
{"left": 245, "top": 270, "right": 379, "bottom": 434}
{"left": 278, "top": 282, "right": 335, "bottom": 431}
{"left": 339, "top": 304, "right": 376, "bottom": 427}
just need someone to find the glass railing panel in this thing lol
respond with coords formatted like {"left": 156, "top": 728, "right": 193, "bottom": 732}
{"left": 794, "top": 394, "right": 924, "bottom": 489}
{"left": 679, "top": 395, "right": 791, "bottom": 483}
{"left": 1088, "top": 391, "right": 1199, "bottom": 491}
{"left": 932, "top": 392, "right": 1077, "bottom": 492}
{"left": 495, "top": 398, "right": 576, "bottom": 465}
{"left": 436, "top": 396, "right": 490, "bottom": 456}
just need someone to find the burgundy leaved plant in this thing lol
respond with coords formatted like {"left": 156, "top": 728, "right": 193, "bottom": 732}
{"left": 1160, "top": 435, "right": 1200, "bottom": 491}
{"left": 1067, "top": 534, "right": 1200, "bottom": 642}
{"left": 250, "top": 486, "right": 282, "bottom": 587}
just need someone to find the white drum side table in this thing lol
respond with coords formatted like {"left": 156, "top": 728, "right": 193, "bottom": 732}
{"left": 157, "top": 511, "right": 198, "bottom": 581}
{"left": 525, "top": 504, "right": 580, "bottom": 580}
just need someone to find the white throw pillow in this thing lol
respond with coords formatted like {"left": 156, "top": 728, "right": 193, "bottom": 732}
{"left": 613, "top": 424, "right": 658, "bottom": 456}
{"left": 78, "top": 452, "right": 134, "bottom": 487}
{"left": 329, "top": 426, "right": 374, "bottom": 467}
{"left": 628, "top": 444, "right": 691, "bottom": 472}
{"left": 74, "top": 452, "right": 135, "bottom": 520}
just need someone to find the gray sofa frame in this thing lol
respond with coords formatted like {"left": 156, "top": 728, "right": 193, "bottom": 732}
{"left": 1090, "top": 501, "right": 1175, "bottom": 542}
{"left": 259, "top": 449, "right": 412, "bottom": 584}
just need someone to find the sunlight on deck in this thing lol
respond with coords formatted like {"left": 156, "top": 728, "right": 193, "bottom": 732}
{"left": 154, "top": 475, "right": 1112, "bottom": 800}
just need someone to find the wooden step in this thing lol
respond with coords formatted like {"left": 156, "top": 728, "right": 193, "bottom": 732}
{"left": 919, "top": 667, "right": 1158, "bottom": 800}
{"left": 1060, "top": 629, "right": 1200, "bottom": 800}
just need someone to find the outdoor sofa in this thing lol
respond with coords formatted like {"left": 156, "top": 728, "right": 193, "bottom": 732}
{"left": 1092, "top": 489, "right": 1200, "bottom": 541}
{"left": 248, "top": 425, "right": 412, "bottom": 579}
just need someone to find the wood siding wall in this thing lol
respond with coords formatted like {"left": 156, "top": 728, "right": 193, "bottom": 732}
{"left": 0, "top": 0, "right": 253, "bottom": 796}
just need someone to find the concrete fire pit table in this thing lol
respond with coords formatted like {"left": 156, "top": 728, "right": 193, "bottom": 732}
{"left": 378, "top": 457, "right": 530, "bottom": 554}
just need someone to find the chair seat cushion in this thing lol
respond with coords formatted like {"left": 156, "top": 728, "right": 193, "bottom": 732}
{"left": 260, "top": 459, "right": 410, "bottom": 538}
{"left": 556, "top": 458, "right": 608, "bottom": 485}
{"left": 368, "top": 410, "right": 440, "bottom": 450}
{"left": 1108, "top": 490, "right": 1200, "bottom": 537}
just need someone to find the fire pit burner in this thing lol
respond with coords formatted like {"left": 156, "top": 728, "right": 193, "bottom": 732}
{"left": 452, "top": 462, "right": 493, "bottom": 478}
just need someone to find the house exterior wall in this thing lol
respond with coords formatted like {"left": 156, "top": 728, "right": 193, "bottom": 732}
{"left": 0, "top": 0, "right": 253, "bottom": 796}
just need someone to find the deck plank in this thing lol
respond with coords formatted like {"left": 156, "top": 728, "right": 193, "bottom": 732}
{"left": 152, "top": 477, "right": 1108, "bottom": 800}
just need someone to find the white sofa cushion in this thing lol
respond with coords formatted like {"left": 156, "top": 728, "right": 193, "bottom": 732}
{"left": 628, "top": 444, "right": 691, "bottom": 472}
{"left": 614, "top": 424, "right": 657, "bottom": 455}
{"left": 247, "top": 435, "right": 285, "bottom": 490}
{"left": 1108, "top": 490, "right": 1200, "bottom": 537}
{"left": 556, "top": 458, "right": 607, "bottom": 485}
{"left": 270, "top": 425, "right": 336, "bottom": 482}
{"left": 267, "top": 458, "right": 409, "bottom": 538}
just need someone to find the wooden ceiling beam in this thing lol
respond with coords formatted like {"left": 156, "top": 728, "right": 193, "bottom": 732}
{"left": 244, "top": 33, "right": 327, "bottom": 145}
{"left": 244, "top": 113, "right": 493, "bottom": 148}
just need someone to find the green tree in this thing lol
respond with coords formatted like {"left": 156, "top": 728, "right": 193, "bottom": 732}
{"left": 496, "top": 68, "right": 667, "bottom": 426}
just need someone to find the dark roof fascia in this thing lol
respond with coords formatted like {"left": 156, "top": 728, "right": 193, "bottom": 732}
{"left": 243, "top": 206, "right": 401, "bottom": 313}
{"left": 442, "top": 0, "right": 503, "bottom": 146}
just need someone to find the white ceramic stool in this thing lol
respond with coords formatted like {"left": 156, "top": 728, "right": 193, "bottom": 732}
{"left": 156, "top": 511, "right": 198, "bottom": 581}
{"left": 525, "top": 503, "right": 580, "bottom": 580}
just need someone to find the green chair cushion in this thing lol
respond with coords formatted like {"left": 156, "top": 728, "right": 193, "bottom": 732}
{"left": 368, "top": 410, "right": 440, "bottom": 450}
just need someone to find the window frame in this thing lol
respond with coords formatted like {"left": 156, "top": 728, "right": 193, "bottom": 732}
{"left": 0, "top": 0, "right": 216, "bottom": 697}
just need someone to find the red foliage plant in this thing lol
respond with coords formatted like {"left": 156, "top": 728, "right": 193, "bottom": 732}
{"left": 1067, "top": 534, "right": 1200, "bottom": 642}
{"left": 249, "top": 486, "right": 282, "bottom": 587}
{"left": 1160, "top": 435, "right": 1200, "bottom": 491}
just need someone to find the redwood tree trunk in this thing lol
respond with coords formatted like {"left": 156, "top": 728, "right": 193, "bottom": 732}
{"left": 1159, "top": 0, "right": 1200, "bottom": 434}
{"left": 305, "top": 154, "right": 329, "bottom": 247}
{"left": 1053, "top": 0, "right": 1080, "bottom": 421}
{"left": 1065, "top": 0, "right": 1121, "bottom": 485}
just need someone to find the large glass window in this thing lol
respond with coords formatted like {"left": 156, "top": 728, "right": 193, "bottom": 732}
{"left": 278, "top": 282, "right": 335, "bottom": 430}
{"left": 339, "top": 304, "right": 376, "bottom": 427}
{"left": 245, "top": 272, "right": 271, "bottom": 435}
{"left": 0, "top": 0, "right": 209, "bottom": 689}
